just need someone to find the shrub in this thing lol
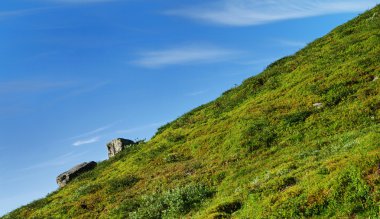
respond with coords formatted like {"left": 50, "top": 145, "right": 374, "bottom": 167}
{"left": 164, "top": 153, "right": 187, "bottom": 163}
{"left": 107, "top": 175, "right": 139, "bottom": 193}
{"left": 211, "top": 171, "right": 227, "bottom": 185}
{"left": 327, "top": 166, "right": 372, "bottom": 215}
{"left": 317, "top": 167, "right": 330, "bottom": 175}
{"left": 277, "top": 177, "right": 297, "bottom": 191}
{"left": 129, "top": 184, "right": 214, "bottom": 219}
{"left": 74, "top": 183, "right": 102, "bottom": 198}
{"left": 323, "top": 84, "right": 355, "bottom": 106}
{"left": 240, "top": 118, "right": 277, "bottom": 152}
{"left": 110, "top": 198, "right": 141, "bottom": 218}
{"left": 283, "top": 111, "right": 312, "bottom": 125}
{"left": 166, "top": 132, "right": 186, "bottom": 143}
{"left": 213, "top": 200, "right": 243, "bottom": 215}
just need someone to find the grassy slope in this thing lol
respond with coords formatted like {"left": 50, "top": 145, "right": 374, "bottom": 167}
{"left": 4, "top": 5, "right": 380, "bottom": 219}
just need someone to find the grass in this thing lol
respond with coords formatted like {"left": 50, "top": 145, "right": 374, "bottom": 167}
{"left": 3, "top": 5, "right": 380, "bottom": 219}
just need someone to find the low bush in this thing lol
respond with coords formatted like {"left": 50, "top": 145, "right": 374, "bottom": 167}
{"left": 163, "top": 153, "right": 188, "bottom": 163}
{"left": 107, "top": 175, "right": 139, "bottom": 193}
{"left": 323, "top": 84, "right": 355, "bottom": 106}
{"left": 213, "top": 200, "right": 242, "bottom": 215}
{"left": 283, "top": 111, "right": 312, "bottom": 125}
{"left": 129, "top": 184, "right": 214, "bottom": 219}
{"left": 74, "top": 183, "right": 102, "bottom": 198}
{"left": 240, "top": 118, "right": 277, "bottom": 152}
{"left": 327, "top": 166, "right": 372, "bottom": 216}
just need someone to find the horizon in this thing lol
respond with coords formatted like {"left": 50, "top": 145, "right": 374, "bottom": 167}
{"left": 1, "top": 0, "right": 379, "bottom": 216}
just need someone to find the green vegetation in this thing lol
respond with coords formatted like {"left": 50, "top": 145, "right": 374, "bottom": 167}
{"left": 3, "top": 5, "right": 380, "bottom": 219}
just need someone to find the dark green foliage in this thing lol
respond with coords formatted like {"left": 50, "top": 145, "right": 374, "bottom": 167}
{"left": 283, "top": 111, "right": 312, "bottom": 125}
{"left": 240, "top": 118, "right": 277, "bottom": 152}
{"left": 166, "top": 132, "right": 185, "bottom": 143}
{"left": 156, "top": 123, "right": 171, "bottom": 135}
{"left": 74, "top": 184, "right": 102, "bottom": 197}
{"left": 110, "top": 198, "right": 141, "bottom": 218}
{"left": 163, "top": 153, "right": 188, "bottom": 163}
{"left": 128, "top": 184, "right": 214, "bottom": 219}
{"left": 323, "top": 83, "right": 355, "bottom": 106}
{"left": 107, "top": 175, "right": 139, "bottom": 193}
{"left": 138, "top": 143, "right": 168, "bottom": 161}
{"left": 211, "top": 171, "right": 226, "bottom": 184}
{"left": 214, "top": 200, "right": 242, "bottom": 214}
{"left": 327, "top": 167, "right": 372, "bottom": 215}
{"left": 317, "top": 167, "right": 330, "bottom": 175}
{"left": 277, "top": 177, "right": 297, "bottom": 191}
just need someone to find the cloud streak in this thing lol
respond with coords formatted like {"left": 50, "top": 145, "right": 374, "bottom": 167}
{"left": 46, "top": 0, "right": 115, "bottom": 3}
{"left": 0, "top": 0, "right": 114, "bottom": 20}
{"left": 186, "top": 90, "right": 208, "bottom": 97}
{"left": 276, "top": 39, "right": 307, "bottom": 48}
{"left": 116, "top": 122, "right": 163, "bottom": 134}
{"left": 21, "top": 151, "right": 87, "bottom": 171}
{"left": 0, "top": 8, "right": 44, "bottom": 19}
{"left": 73, "top": 137, "right": 100, "bottom": 146}
{"left": 132, "top": 45, "right": 238, "bottom": 68}
{"left": 0, "top": 7, "right": 61, "bottom": 21}
{"left": 0, "top": 81, "right": 74, "bottom": 95}
{"left": 69, "top": 121, "right": 119, "bottom": 140}
{"left": 166, "top": 0, "right": 378, "bottom": 26}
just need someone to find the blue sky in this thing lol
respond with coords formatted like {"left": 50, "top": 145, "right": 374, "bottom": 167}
{"left": 0, "top": 0, "right": 378, "bottom": 216}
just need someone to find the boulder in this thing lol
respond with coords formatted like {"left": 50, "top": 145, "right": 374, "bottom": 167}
{"left": 56, "top": 161, "right": 97, "bottom": 188}
{"left": 107, "top": 138, "right": 135, "bottom": 158}
{"left": 313, "top": 103, "right": 323, "bottom": 109}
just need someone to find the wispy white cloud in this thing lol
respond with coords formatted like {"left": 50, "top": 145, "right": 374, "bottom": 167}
{"left": 276, "top": 39, "right": 307, "bottom": 48}
{"left": 0, "top": 83, "right": 57, "bottom": 116}
{"left": 235, "top": 58, "right": 277, "bottom": 66}
{"left": 132, "top": 45, "right": 239, "bottom": 68}
{"left": 0, "top": 81, "right": 74, "bottom": 95}
{"left": 69, "top": 121, "right": 120, "bottom": 140}
{"left": 45, "top": 0, "right": 115, "bottom": 3}
{"left": 0, "top": 0, "right": 114, "bottom": 20}
{"left": 73, "top": 137, "right": 100, "bottom": 146}
{"left": 0, "top": 8, "right": 45, "bottom": 20}
{"left": 186, "top": 90, "right": 208, "bottom": 97}
{"left": 62, "top": 81, "right": 111, "bottom": 97}
{"left": 0, "top": 7, "right": 63, "bottom": 21}
{"left": 116, "top": 122, "right": 163, "bottom": 134}
{"left": 0, "top": 80, "right": 110, "bottom": 118}
{"left": 39, "top": 81, "right": 111, "bottom": 110}
{"left": 0, "top": 0, "right": 115, "bottom": 21}
{"left": 21, "top": 151, "right": 87, "bottom": 171}
{"left": 166, "top": 0, "right": 378, "bottom": 26}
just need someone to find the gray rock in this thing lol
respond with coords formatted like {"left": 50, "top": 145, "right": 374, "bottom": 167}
{"left": 56, "top": 161, "right": 97, "bottom": 188}
{"left": 107, "top": 138, "right": 135, "bottom": 158}
{"left": 313, "top": 103, "right": 323, "bottom": 109}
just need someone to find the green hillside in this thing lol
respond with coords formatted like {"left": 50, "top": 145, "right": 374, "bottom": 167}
{"left": 4, "top": 5, "right": 380, "bottom": 219}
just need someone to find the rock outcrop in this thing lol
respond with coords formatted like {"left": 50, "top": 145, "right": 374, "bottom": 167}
{"left": 56, "top": 161, "right": 97, "bottom": 188}
{"left": 313, "top": 103, "right": 323, "bottom": 109}
{"left": 107, "top": 138, "right": 135, "bottom": 158}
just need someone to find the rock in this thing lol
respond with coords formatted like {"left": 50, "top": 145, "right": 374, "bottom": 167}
{"left": 313, "top": 103, "right": 323, "bottom": 108}
{"left": 107, "top": 138, "right": 136, "bottom": 158}
{"left": 56, "top": 161, "right": 97, "bottom": 188}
